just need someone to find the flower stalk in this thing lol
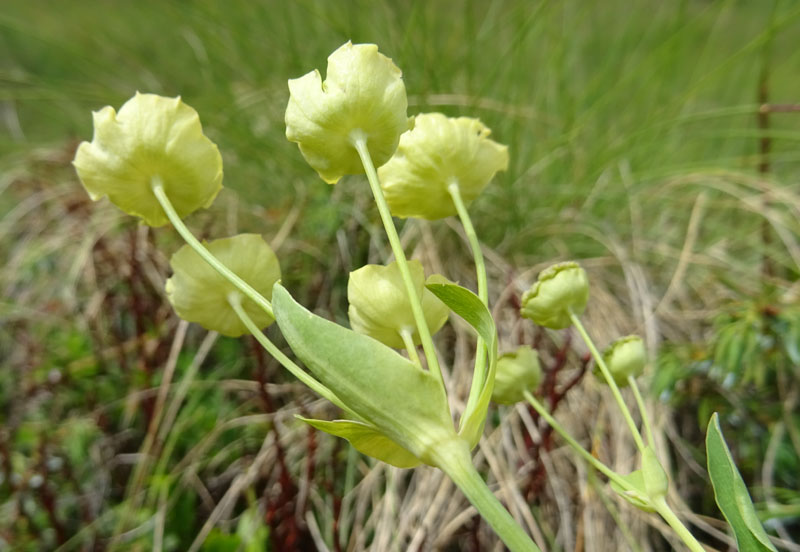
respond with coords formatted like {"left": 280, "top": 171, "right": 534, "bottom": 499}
{"left": 526, "top": 392, "right": 707, "bottom": 552}
{"left": 568, "top": 309, "right": 646, "bottom": 453}
{"left": 448, "top": 179, "right": 489, "bottom": 419}
{"left": 524, "top": 391, "right": 634, "bottom": 490}
{"left": 399, "top": 327, "right": 423, "bottom": 369}
{"left": 652, "top": 498, "right": 707, "bottom": 552}
{"left": 151, "top": 176, "right": 273, "bottom": 318}
{"left": 227, "top": 292, "right": 356, "bottom": 418}
{"left": 350, "top": 131, "right": 446, "bottom": 393}
{"left": 432, "top": 440, "right": 542, "bottom": 552}
{"left": 628, "top": 374, "right": 656, "bottom": 448}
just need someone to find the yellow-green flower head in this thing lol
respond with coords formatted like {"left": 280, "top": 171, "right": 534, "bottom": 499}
{"left": 285, "top": 41, "right": 410, "bottom": 184}
{"left": 378, "top": 113, "right": 509, "bottom": 220}
{"left": 492, "top": 345, "right": 542, "bottom": 405}
{"left": 520, "top": 261, "right": 589, "bottom": 329}
{"left": 166, "top": 234, "right": 280, "bottom": 337}
{"left": 73, "top": 92, "right": 223, "bottom": 227}
{"left": 597, "top": 335, "right": 646, "bottom": 387}
{"left": 347, "top": 260, "right": 449, "bottom": 349}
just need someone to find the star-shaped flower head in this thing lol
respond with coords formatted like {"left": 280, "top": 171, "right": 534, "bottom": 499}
{"left": 520, "top": 262, "right": 589, "bottom": 329}
{"left": 285, "top": 41, "right": 411, "bottom": 184}
{"left": 347, "top": 260, "right": 450, "bottom": 349}
{"left": 73, "top": 92, "right": 223, "bottom": 227}
{"left": 166, "top": 234, "right": 280, "bottom": 337}
{"left": 378, "top": 113, "right": 509, "bottom": 220}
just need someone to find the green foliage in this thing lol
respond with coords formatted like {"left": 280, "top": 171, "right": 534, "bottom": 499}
{"left": 707, "top": 413, "right": 778, "bottom": 551}
{"left": 610, "top": 469, "right": 656, "bottom": 513}
{"left": 297, "top": 417, "right": 421, "bottom": 468}
{"left": 712, "top": 298, "right": 800, "bottom": 387}
{"left": 202, "top": 531, "right": 244, "bottom": 552}
{"left": 271, "top": 283, "right": 455, "bottom": 464}
{"left": 427, "top": 282, "right": 498, "bottom": 447}
{"left": 656, "top": 296, "right": 800, "bottom": 533}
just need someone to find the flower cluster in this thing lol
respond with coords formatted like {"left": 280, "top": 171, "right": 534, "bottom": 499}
{"left": 71, "top": 40, "right": 675, "bottom": 552}
{"left": 73, "top": 92, "right": 223, "bottom": 227}
{"left": 71, "top": 42, "right": 516, "bottom": 476}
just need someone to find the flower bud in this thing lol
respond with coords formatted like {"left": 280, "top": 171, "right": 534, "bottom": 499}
{"left": 378, "top": 113, "right": 509, "bottom": 220}
{"left": 285, "top": 42, "right": 411, "bottom": 184}
{"left": 73, "top": 92, "right": 223, "bottom": 227}
{"left": 347, "top": 261, "right": 449, "bottom": 349}
{"left": 520, "top": 262, "right": 589, "bottom": 329}
{"left": 491, "top": 345, "right": 542, "bottom": 405}
{"left": 166, "top": 234, "right": 280, "bottom": 337}
{"left": 596, "top": 335, "right": 646, "bottom": 387}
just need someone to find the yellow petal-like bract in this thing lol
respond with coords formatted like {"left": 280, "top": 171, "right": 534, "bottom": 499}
{"left": 520, "top": 262, "right": 589, "bottom": 329}
{"left": 285, "top": 42, "right": 410, "bottom": 184}
{"left": 166, "top": 234, "right": 280, "bottom": 337}
{"left": 378, "top": 113, "right": 509, "bottom": 220}
{"left": 73, "top": 92, "right": 223, "bottom": 227}
{"left": 347, "top": 261, "right": 449, "bottom": 349}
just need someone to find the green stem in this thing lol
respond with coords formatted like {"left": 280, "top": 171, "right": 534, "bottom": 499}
{"left": 433, "top": 440, "right": 541, "bottom": 552}
{"left": 628, "top": 375, "right": 656, "bottom": 448}
{"left": 399, "top": 327, "right": 423, "bottom": 370}
{"left": 151, "top": 176, "right": 273, "bottom": 318}
{"left": 524, "top": 391, "right": 635, "bottom": 492}
{"left": 447, "top": 181, "right": 488, "bottom": 304}
{"left": 227, "top": 292, "right": 358, "bottom": 419}
{"left": 568, "top": 311, "right": 646, "bottom": 453}
{"left": 653, "top": 497, "right": 707, "bottom": 552}
{"left": 448, "top": 180, "right": 488, "bottom": 424}
{"left": 350, "top": 132, "right": 445, "bottom": 394}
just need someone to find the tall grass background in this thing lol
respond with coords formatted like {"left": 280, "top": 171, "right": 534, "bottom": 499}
{"left": 1, "top": 1, "right": 799, "bottom": 550}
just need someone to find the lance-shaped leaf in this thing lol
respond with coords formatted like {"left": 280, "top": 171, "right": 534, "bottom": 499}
{"left": 706, "top": 413, "right": 778, "bottom": 551}
{"left": 272, "top": 284, "right": 456, "bottom": 465}
{"left": 427, "top": 282, "right": 497, "bottom": 448}
{"left": 297, "top": 417, "right": 421, "bottom": 469}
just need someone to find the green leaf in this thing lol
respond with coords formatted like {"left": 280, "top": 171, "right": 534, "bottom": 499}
{"left": 427, "top": 282, "right": 497, "bottom": 447}
{"left": 201, "top": 530, "right": 242, "bottom": 552}
{"left": 272, "top": 283, "right": 456, "bottom": 464}
{"left": 298, "top": 416, "right": 422, "bottom": 469}
{"left": 706, "top": 413, "right": 778, "bottom": 551}
{"left": 237, "top": 504, "right": 270, "bottom": 552}
{"left": 609, "top": 469, "right": 654, "bottom": 512}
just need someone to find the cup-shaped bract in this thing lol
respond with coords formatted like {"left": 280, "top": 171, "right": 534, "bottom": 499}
{"left": 642, "top": 446, "right": 669, "bottom": 500}
{"left": 73, "top": 92, "right": 223, "bottom": 227}
{"left": 520, "top": 262, "right": 589, "bottom": 329}
{"left": 285, "top": 41, "right": 410, "bottom": 184}
{"left": 596, "top": 335, "right": 646, "bottom": 387}
{"left": 347, "top": 261, "right": 449, "bottom": 349}
{"left": 166, "top": 234, "right": 280, "bottom": 337}
{"left": 378, "top": 113, "right": 509, "bottom": 220}
{"left": 492, "top": 345, "right": 542, "bottom": 405}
